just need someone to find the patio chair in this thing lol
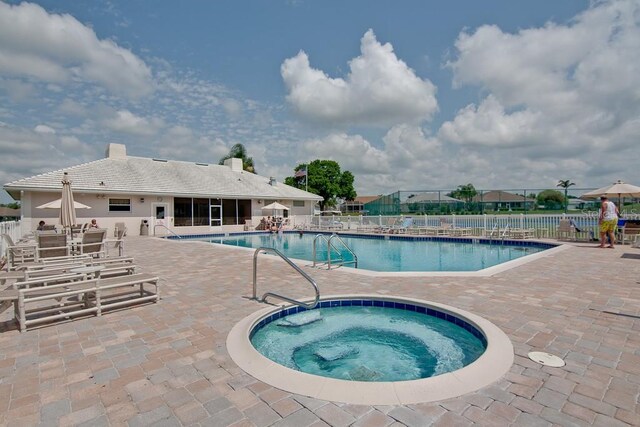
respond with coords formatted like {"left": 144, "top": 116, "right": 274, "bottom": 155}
{"left": 243, "top": 219, "right": 254, "bottom": 231}
{"left": 36, "top": 233, "right": 69, "bottom": 259}
{"left": 436, "top": 220, "right": 453, "bottom": 236}
{"left": 621, "top": 220, "right": 640, "bottom": 245}
{"left": 2, "top": 234, "right": 38, "bottom": 268}
{"left": 557, "top": 219, "right": 588, "bottom": 241}
{"left": 114, "top": 222, "right": 127, "bottom": 237}
{"left": 389, "top": 217, "right": 413, "bottom": 234}
{"left": 75, "top": 229, "right": 107, "bottom": 258}
{"left": 374, "top": 217, "right": 397, "bottom": 233}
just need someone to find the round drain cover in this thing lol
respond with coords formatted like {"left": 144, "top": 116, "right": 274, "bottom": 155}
{"left": 528, "top": 351, "right": 565, "bottom": 367}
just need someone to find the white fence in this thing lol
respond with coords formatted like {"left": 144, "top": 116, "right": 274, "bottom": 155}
{"left": 292, "top": 212, "right": 640, "bottom": 238}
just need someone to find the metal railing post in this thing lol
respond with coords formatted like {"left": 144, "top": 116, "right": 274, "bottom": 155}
{"left": 253, "top": 247, "right": 319, "bottom": 309}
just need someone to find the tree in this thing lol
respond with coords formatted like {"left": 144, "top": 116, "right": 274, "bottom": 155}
{"left": 284, "top": 160, "right": 356, "bottom": 211}
{"left": 537, "top": 189, "right": 565, "bottom": 209}
{"left": 218, "top": 143, "right": 256, "bottom": 174}
{"left": 0, "top": 202, "right": 20, "bottom": 209}
{"left": 556, "top": 179, "right": 575, "bottom": 213}
{"left": 448, "top": 184, "right": 477, "bottom": 203}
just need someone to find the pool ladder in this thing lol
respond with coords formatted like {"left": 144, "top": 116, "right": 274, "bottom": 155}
{"left": 486, "top": 223, "right": 508, "bottom": 243}
{"left": 312, "top": 233, "right": 358, "bottom": 269}
{"left": 252, "top": 247, "right": 319, "bottom": 309}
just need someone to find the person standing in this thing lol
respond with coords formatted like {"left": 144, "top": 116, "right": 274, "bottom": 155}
{"left": 598, "top": 196, "right": 619, "bottom": 248}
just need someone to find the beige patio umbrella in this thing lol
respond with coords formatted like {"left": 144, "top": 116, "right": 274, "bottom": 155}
{"left": 36, "top": 172, "right": 90, "bottom": 236}
{"left": 36, "top": 199, "right": 91, "bottom": 210}
{"left": 261, "top": 201, "right": 289, "bottom": 217}
{"left": 581, "top": 180, "right": 640, "bottom": 208}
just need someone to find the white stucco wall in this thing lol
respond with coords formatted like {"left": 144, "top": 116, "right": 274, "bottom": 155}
{"left": 21, "top": 192, "right": 316, "bottom": 236}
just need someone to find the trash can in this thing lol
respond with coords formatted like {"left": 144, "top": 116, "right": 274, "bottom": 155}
{"left": 140, "top": 219, "right": 149, "bottom": 236}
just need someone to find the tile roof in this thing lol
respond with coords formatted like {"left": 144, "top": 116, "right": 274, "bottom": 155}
{"left": 4, "top": 156, "right": 323, "bottom": 201}
{"left": 472, "top": 190, "right": 535, "bottom": 203}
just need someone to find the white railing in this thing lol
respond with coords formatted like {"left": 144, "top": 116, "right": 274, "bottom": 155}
{"left": 0, "top": 220, "right": 23, "bottom": 259}
{"left": 291, "top": 212, "right": 640, "bottom": 239}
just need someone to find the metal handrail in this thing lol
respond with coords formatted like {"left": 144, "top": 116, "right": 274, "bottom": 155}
{"left": 500, "top": 224, "right": 510, "bottom": 239}
{"left": 487, "top": 223, "right": 499, "bottom": 238}
{"left": 327, "top": 234, "right": 357, "bottom": 269}
{"left": 312, "top": 234, "right": 330, "bottom": 267}
{"left": 252, "top": 247, "right": 319, "bottom": 309}
{"left": 312, "top": 234, "right": 349, "bottom": 269}
{"left": 153, "top": 224, "right": 182, "bottom": 239}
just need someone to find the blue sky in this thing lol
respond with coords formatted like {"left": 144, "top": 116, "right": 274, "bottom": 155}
{"left": 2, "top": 0, "right": 639, "bottom": 203}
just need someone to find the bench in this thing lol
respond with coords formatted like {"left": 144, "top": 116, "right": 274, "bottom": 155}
{"left": 508, "top": 228, "right": 536, "bottom": 239}
{"left": 0, "top": 273, "right": 159, "bottom": 332}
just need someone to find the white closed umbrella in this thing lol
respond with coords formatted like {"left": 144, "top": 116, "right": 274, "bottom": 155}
{"left": 59, "top": 172, "right": 76, "bottom": 233}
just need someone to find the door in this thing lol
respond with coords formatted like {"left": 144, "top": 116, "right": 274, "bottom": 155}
{"left": 210, "top": 205, "right": 222, "bottom": 227}
{"left": 152, "top": 203, "right": 169, "bottom": 234}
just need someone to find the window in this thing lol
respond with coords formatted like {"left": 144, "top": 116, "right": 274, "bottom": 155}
{"left": 193, "top": 198, "right": 209, "bottom": 226}
{"left": 237, "top": 199, "right": 251, "bottom": 224}
{"left": 109, "top": 198, "right": 131, "bottom": 212}
{"left": 174, "top": 197, "right": 192, "bottom": 226}
{"left": 293, "top": 200, "right": 305, "bottom": 207}
{"left": 222, "top": 199, "right": 237, "bottom": 225}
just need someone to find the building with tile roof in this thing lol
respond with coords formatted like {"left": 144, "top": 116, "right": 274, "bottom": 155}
{"left": 4, "top": 143, "right": 322, "bottom": 235}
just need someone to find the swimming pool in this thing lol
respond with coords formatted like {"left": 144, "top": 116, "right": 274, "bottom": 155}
{"left": 184, "top": 232, "right": 553, "bottom": 272}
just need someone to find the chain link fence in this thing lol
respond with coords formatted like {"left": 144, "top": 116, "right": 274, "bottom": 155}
{"left": 359, "top": 188, "right": 613, "bottom": 216}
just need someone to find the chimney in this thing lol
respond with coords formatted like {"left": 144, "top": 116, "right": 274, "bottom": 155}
{"left": 105, "top": 143, "right": 127, "bottom": 159}
{"left": 223, "top": 157, "right": 243, "bottom": 172}
{"left": 269, "top": 177, "right": 277, "bottom": 186}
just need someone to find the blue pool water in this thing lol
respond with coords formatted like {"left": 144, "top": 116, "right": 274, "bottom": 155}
{"left": 250, "top": 302, "right": 486, "bottom": 382}
{"left": 190, "top": 232, "right": 550, "bottom": 272}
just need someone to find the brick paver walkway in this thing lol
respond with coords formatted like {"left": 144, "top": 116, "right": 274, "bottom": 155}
{"left": 1, "top": 236, "right": 639, "bottom": 426}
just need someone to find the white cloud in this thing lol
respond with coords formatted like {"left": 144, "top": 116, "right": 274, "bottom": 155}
{"left": 0, "top": 125, "right": 97, "bottom": 192}
{"left": 299, "top": 133, "right": 390, "bottom": 175}
{"left": 34, "top": 124, "right": 56, "bottom": 134}
{"left": 439, "top": 96, "right": 540, "bottom": 147}
{"left": 383, "top": 124, "right": 440, "bottom": 162}
{"left": 101, "top": 110, "right": 163, "bottom": 136}
{"left": 443, "top": 0, "right": 640, "bottom": 154}
{"left": 281, "top": 29, "right": 438, "bottom": 127}
{"left": 0, "top": 2, "right": 153, "bottom": 98}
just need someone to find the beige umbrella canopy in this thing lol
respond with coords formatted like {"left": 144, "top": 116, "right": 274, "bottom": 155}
{"left": 262, "top": 202, "right": 289, "bottom": 217}
{"left": 261, "top": 202, "right": 289, "bottom": 211}
{"left": 581, "top": 180, "right": 640, "bottom": 207}
{"left": 36, "top": 199, "right": 91, "bottom": 210}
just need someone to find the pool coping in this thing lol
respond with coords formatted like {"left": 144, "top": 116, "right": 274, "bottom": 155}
{"left": 226, "top": 294, "right": 514, "bottom": 405}
{"left": 169, "top": 234, "right": 571, "bottom": 277}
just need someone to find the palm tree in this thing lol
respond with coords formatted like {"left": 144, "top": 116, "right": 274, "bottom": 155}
{"left": 218, "top": 143, "right": 256, "bottom": 174}
{"left": 556, "top": 179, "right": 575, "bottom": 213}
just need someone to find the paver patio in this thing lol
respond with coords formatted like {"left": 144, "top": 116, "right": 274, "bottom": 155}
{"left": 1, "top": 236, "right": 639, "bottom": 426}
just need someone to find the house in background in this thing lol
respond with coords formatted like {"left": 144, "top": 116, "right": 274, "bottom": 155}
{"left": 4, "top": 143, "right": 322, "bottom": 236}
{"left": 472, "top": 190, "right": 536, "bottom": 211}
{"left": 401, "top": 192, "right": 463, "bottom": 214}
{"left": 340, "top": 196, "right": 381, "bottom": 214}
